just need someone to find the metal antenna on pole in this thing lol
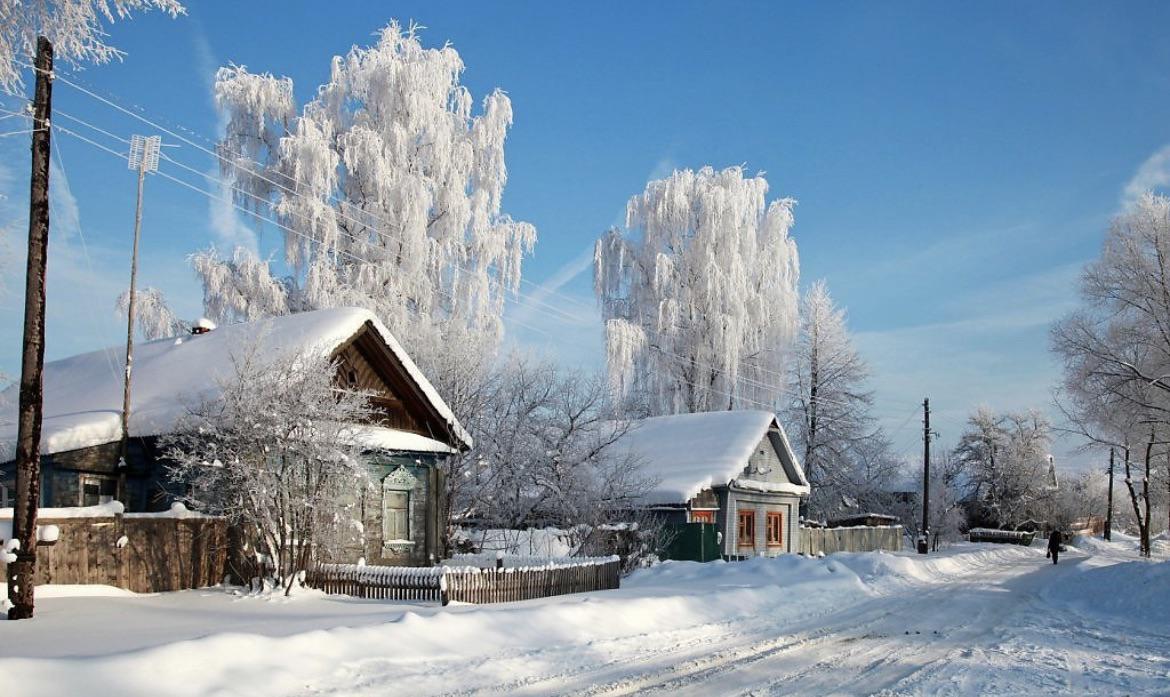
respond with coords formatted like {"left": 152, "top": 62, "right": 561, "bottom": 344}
{"left": 118, "top": 134, "right": 161, "bottom": 500}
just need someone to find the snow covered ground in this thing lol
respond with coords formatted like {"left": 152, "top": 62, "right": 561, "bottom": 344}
{"left": 1, "top": 538, "right": 1167, "bottom": 696}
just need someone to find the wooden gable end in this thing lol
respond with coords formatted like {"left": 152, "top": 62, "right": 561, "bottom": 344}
{"left": 331, "top": 322, "right": 462, "bottom": 449}
{"left": 742, "top": 429, "right": 801, "bottom": 486}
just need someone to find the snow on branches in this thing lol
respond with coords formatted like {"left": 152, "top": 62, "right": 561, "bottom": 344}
{"left": 1052, "top": 192, "right": 1170, "bottom": 556}
{"left": 594, "top": 166, "right": 800, "bottom": 415}
{"left": 115, "top": 287, "right": 186, "bottom": 339}
{"left": 785, "top": 281, "right": 895, "bottom": 519}
{"left": 163, "top": 340, "right": 377, "bottom": 594}
{"left": 953, "top": 407, "right": 1054, "bottom": 528}
{"left": 195, "top": 21, "right": 535, "bottom": 386}
{"left": 0, "top": 0, "right": 185, "bottom": 90}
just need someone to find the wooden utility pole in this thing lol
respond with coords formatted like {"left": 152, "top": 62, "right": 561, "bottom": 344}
{"left": 918, "top": 397, "right": 930, "bottom": 554}
{"left": 1105, "top": 448, "right": 1114, "bottom": 541}
{"left": 8, "top": 36, "right": 53, "bottom": 621}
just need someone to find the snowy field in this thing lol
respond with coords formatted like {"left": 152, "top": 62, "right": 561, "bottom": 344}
{"left": 1, "top": 538, "right": 1168, "bottom": 696}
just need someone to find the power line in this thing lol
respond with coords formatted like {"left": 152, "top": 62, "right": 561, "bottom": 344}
{"left": 48, "top": 126, "right": 122, "bottom": 384}
{"left": 53, "top": 117, "right": 909, "bottom": 424}
{"left": 47, "top": 72, "right": 591, "bottom": 329}
{"left": 45, "top": 73, "right": 921, "bottom": 424}
{"left": 51, "top": 99, "right": 840, "bottom": 409}
{"left": 48, "top": 74, "right": 884, "bottom": 412}
{"left": 52, "top": 123, "right": 561, "bottom": 344}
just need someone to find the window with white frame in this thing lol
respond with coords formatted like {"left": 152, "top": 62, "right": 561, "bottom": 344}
{"left": 80, "top": 475, "right": 116, "bottom": 507}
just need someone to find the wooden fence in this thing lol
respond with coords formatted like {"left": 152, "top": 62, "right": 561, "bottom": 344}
{"left": 306, "top": 556, "right": 622, "bottom": 606}
{"left": 0, "top": 513, "right": 227, "bottom": 593}
{"left": 305, "top": 564, "right": 444, "bottom": 602}
{"left": 799, "top": 525, "right": 903, "bottom": 556}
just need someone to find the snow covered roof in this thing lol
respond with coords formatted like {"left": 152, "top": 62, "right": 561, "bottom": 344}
{"left": 0, "top": 307, "right": 471, "bottom": 460}
{"left": 611, "top": 410, "right": 810, "bottom": 505}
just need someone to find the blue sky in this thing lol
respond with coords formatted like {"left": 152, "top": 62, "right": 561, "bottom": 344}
{"left": 3, "top": 2, "right": 1170, "bottom": 469}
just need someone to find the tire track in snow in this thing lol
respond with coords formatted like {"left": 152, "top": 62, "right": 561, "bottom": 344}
{"left": 571, "top": 552, "right": 1057, "bottom": 697}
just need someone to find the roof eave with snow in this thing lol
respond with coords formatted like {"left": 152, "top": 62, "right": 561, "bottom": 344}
{"left": 0, "top": 307, "right": 472, "bottom": 460}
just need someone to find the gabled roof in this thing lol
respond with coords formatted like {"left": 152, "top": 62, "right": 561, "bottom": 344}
{"left": 611, "top": 410, "right": 810, "bottom": 505}
{"left": 0, "top": 307, "right": 471, "bottom": 460}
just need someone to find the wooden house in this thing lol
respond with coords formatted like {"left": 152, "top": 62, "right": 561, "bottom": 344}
{"left": 0, "top": 307, "right": 471, "bottom": 567}
{"left": 612, "top": 410, "right": 810, "bottom": 558}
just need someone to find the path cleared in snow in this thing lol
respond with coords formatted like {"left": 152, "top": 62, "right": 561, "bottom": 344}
{"left": 1, "top": 539, "right": 1167, "bottom": 696}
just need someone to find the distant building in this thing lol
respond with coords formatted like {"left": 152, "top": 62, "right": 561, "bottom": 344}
{"left": 611, "top": 410, "right": 810, "bottom": 558}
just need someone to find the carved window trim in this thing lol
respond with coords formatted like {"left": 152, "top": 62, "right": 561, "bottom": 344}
{"left": 382, "top": 466, "right": 417, "bottom": 547}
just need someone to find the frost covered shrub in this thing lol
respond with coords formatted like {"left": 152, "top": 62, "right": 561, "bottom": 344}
{"left": 449, "top": 356, "right": 657, "bottom": 546}
{"left": 163, "top": 341, "right": 376, "bottom": 595}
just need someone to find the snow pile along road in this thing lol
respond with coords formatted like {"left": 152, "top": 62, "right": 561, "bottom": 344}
{"left": 0, "top": 542, "right": 1166, "bottom": 696}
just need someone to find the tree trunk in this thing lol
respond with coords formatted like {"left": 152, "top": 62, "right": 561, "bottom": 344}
{"left": 1105, "top": 448, "right": 1113, "bottom": 541}
{"left": 1122, "top": 446, "right": 1150, "bottom": 558}
{"left": 8, "top": 37, "right": 53, "bottom": 621}
{"left": 1141, "top": 435, "right": 1152, "bottom": 558}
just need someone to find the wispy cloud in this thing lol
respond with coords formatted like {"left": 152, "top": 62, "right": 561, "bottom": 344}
{"left": 191, "top": 21, "right": 258, "bottom": 253}
{"left": 49, "top": 157, "right": 81, "bottom": 242}
{"left": 854, "top": 261, "right": 1087, "bottom": 468}
{"left": 1122, "top": 143, "right": 1170, "bottom": 210}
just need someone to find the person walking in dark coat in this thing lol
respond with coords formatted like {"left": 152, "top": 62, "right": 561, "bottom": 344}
{"left": 1047, "top": 529, "right": 1063, "bottom": 564}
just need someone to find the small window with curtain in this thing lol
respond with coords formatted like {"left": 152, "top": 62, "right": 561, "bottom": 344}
{"left": 737, "top": 510, "right": 755, "bottom": 546}
{"left": 691, "top": 510, "right": 715, "bottom": 524}
{"left": 767, "top": 512, "right": 783, "bottom": 546}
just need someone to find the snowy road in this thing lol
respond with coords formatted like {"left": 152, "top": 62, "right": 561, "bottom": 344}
{"left": 4, "top": 541, "right": 1168, "bottom": 696}
{"left": 308, "top": 544, "right": 1170, "bottom": 697}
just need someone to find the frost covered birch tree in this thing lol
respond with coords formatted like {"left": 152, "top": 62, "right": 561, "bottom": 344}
{"left": 1052, "top": 192, "right": 1170, "bottom": 555}
{"left": 164, "top": 345, "right": 376, "bottom": 594}
{"left": 594, "top": 166, "right": 800, "bottom": 415}
{"left": 115, "top": 287, "right": 186, "bottom": 339}
{"left": 0, "top": 0, "right": 185, "bottom": 90}
{"left": 784, "top": 281, "right": 887, "bottom": 516}
{"left": 193, "top": 22, "right": 535, "bottom": 400}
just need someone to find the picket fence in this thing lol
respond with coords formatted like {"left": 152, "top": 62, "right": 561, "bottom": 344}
{"left": 306, "top": 556, "right": 621, "bottom": 606}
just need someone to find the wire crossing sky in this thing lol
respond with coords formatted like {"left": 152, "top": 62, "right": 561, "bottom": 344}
{"left": 2, "top": 2, "right": 1170, "bottom": 469}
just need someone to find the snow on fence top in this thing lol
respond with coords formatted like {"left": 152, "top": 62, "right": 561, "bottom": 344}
{"left": 609, "top": 410, "right": 810, "bottom": 504}
{"left": 0, "top": 307, "right": 471, "bottom": 460}
{"left": 320, "top": 555, "right": 619, "bottom": 583}
{"left": 442, "top": 553, "right": 618, "bottom": 569}
{"left": 0, "top": 501, "right": 215, "bottom": 520}
{"left": 968, "top": 528, "right": 1036, "bottom": 544}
